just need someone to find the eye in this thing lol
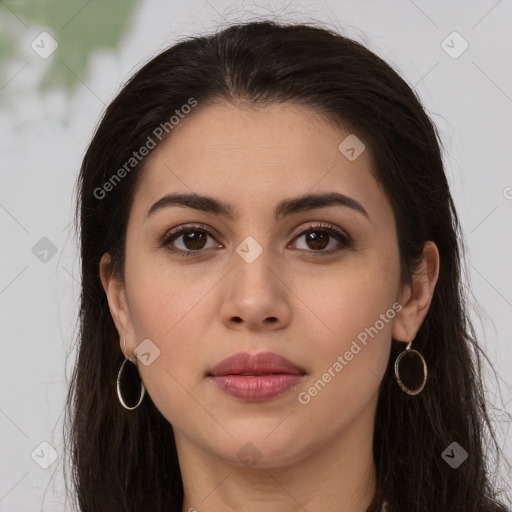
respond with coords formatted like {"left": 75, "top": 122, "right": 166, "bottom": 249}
{"left": 290, "top": 222, "right": 352, "bottom": 254}
{"left": 161, "top": 224, "right": 221, "bottom": 256}
{"left": 161, "top": 221, "right": 353, "bottom": 258}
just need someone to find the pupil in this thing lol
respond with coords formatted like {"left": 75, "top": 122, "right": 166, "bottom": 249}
{"left": 185, "top": 231, "right": 206, "bottom": 250}
{"left": 307, "top": 231, "right": 328, "bottom": 250}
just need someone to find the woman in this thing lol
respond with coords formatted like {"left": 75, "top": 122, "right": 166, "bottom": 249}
{"left": 64, "top": 20, "right": 511, "bottom": 511}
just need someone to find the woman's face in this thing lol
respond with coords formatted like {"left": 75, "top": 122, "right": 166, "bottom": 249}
{"left": 106, "top": 101, "right": 409, "bottom": 467}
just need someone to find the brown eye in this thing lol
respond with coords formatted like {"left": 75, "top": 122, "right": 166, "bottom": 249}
{"left": 180, "top": 230, "right": 208, "bottom": 250}
{"left": 161, "top": 221, "right": 352, "bottom": 258}
{"left": 291, "top": 223, "right": 352, "bottom": 254}
{"left": 161, "top": 225, "right": 221, "bottom": 256}
{"left": 302, "top": 231, "right": 330, "bottom": 250}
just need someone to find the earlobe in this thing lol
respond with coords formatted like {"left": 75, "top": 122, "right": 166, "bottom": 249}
{"left": 99, "top": 253, "right": 133, "bottom": 351}
{"left": 392, "top": 241, "right": 440, "bottom": 343}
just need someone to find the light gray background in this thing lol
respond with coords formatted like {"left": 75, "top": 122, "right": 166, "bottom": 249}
{"left": 1, "top": 1, "right": 511, "bottom": 510}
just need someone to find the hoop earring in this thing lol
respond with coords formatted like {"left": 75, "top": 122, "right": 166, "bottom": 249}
{"left": 116, "top": 337, "right": 146, "bottom": 410}
{"left": 394, "top": 339, "right": 427, "bottom": 395}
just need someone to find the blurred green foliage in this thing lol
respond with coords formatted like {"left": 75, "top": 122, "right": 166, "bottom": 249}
{"left": 0, "top": 0, "right": 138, "bottom": 91}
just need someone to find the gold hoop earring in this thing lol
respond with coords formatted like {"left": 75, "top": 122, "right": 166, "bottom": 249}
{"left": 394, "top": 340, "right": 427, "bottom": 395}
{"left": 116, "top": 337, "right": 146, "bottom": 410}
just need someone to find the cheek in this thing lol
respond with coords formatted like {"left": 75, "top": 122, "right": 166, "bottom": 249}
{"left": 297, "top": 246, "right": 400, "bottom": 407}
{"left": 126, "top": 277, "right": 206, "bottom": 428}
{"left": 310, "top": 242, "right": 400, "bottom": 342}
{"left": 123, "top": 256, "right": 220, "bottom": 425}
{"left": 125, "top": 246, "right": 213, "bottom": 341}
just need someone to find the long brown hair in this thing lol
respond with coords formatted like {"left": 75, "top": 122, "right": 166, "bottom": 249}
{"left": 64, "top": 20, "right": 511, "bottom": 511}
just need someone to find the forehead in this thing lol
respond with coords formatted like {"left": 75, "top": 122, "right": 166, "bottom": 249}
{"left": 131, "top": 101, "right": 391, "bottom": 225}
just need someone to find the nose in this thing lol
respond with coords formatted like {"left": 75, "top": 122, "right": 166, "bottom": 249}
{"left": 219, "top": 248, "right": 292, "bottom": 332}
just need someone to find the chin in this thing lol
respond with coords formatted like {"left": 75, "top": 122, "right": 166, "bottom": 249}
{"left": 203, "top": 424, "right": 315, "bottom": 469}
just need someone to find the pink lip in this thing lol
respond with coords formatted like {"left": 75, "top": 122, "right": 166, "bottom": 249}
{"left": 207, "top": 351, "right": 307, "bottom": 401}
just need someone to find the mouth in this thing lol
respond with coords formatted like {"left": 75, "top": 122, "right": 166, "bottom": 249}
{"left": 207, "top": 351, "right": 307, "bottom": 401}
{"left": 234, "top": 372, "right": 293, "bottom": 376}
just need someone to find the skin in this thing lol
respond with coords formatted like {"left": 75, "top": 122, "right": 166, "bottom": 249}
{"left": 100, "top": 101, "right": 440, "bottom": 512}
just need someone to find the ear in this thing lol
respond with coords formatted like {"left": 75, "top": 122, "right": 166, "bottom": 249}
{"left": 99, "top": 253, "right": 136, "bottom": 358}
{"left": 392, "top": 241, "right": 440, "bottom": 343}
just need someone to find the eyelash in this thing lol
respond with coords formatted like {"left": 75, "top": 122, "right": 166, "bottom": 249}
{"left": 160, "top": 222, "right": 353, "bottom": 258}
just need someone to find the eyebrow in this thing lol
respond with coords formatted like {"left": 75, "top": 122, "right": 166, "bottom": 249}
{"left": 146, "top": 191, "right": 370, "bottom": 223}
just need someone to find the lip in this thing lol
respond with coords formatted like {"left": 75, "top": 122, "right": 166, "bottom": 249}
{"left": 207, "top": 351, "right": 307, "bottom": 401}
